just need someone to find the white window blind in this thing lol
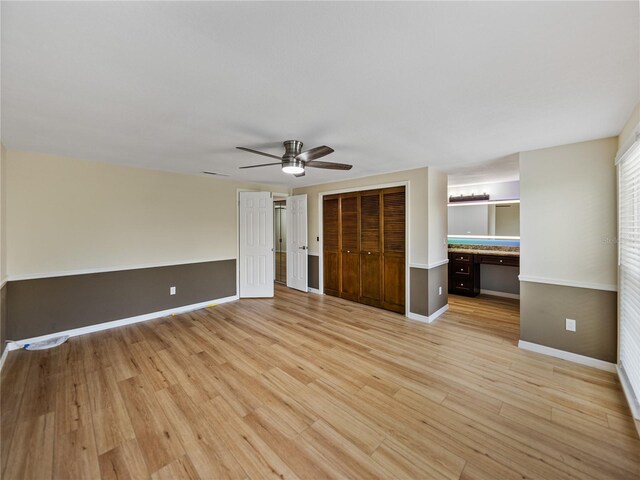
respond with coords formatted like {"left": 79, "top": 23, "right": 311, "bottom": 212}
{"left": 618, "top": 139, "right": 640, "bottom": 419}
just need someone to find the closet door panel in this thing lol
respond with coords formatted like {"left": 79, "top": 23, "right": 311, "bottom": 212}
{"left": 382, "top": 254, "right": 405, "bottom": 312}
{"left": 359, "top": 191, "right": 382, "bottom": 305}
{"left": 340, "top": 194, "right": 360, "bottom": 301}
{"left": 360, "top": 253, "right": 382, "bottom": 305}
{"left": 382, "top": 188, "right": 406, "bottom": 313}
{"left": 323, "top": 196, "right": 340, "bottom": 296}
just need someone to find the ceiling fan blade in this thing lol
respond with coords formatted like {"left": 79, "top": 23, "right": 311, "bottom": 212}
{"left": 239, "top": 162, "right": 283, "bottom": 169}
{"left": 304, "top": 160, "right": 352, "bottom": 170}
{"left": 202, "top": 171, "right": 229, "bottom": 177}
{"left": 236, "top": 146, "right": 282, "bottom": 161}
{"left": 296, "top": 145, "right": 334, "bottom": 162}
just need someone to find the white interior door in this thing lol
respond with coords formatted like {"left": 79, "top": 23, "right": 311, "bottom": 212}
{"left": 239, "top": 191, "right": 274, "bottom": 298}
{"left": 287, "top": 194, "right": 308, "bottom": 292}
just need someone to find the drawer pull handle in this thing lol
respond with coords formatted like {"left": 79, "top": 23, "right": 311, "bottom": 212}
{"left": 347, "top": 250, "right": 350, "bottom": 253}
{"left": 461, "top": 283, "right": 464, "bottom": 286}
{"left": 368, "top": 252, "right": 371, "bottom": 255}
{"left": 499, "top": 259, "right": 503, "bottom": 263}
{"left": 460, "top": 268, "right": 463, "bottom": 271}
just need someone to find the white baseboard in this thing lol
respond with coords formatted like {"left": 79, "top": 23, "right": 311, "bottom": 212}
{"left": 428, "top": 304, "right": 449, "bottom": 322}
{"left": 308, "top": 287, "right": 321, "bottom": 295}
{"left": 5, "top": 295, "right": 239, "bottom": 353}
{"left": 518, "top": 340, "right": 616, "bottom": 372}
{"left": 407, "top": 304, "right": 449, "bottom": 324}
{"left": 407, "top": 311, "right": 430, "bottom": 323}
{"left": 617, "top": 364, "right": 640, "bottom": 420}
{"left": 480, "top": 289, "right": 520, "bottom": 299}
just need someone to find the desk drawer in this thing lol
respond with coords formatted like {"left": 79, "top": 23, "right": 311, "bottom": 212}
{"left": 479, "top": 255, "right": 519, "bottom": 267}
{"left": 452, "top": 263, "right": 472, "bottom": 275}
{"left": 450, "top": 253, "right": 472, "bottom": 263}
{"left": 454, "top": 279, "right": 473, "bottom": 291}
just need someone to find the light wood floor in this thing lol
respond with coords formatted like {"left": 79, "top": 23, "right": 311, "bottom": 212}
{"left": 2, "top": 287, "right": 639, "bottom": 479}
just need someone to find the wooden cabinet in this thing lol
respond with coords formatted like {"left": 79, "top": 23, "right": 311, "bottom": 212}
{"left": 448, "top": 252, "right": 480, "bottom": 297}
{"left": 323, "top": 186, "right": 405, "bottom": 314}
{"left": 448, "top": 252, "right": 520, "bottom": 297}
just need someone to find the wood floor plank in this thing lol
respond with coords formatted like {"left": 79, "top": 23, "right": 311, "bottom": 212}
{"left": 98, "top": 438, "right": 149, "bottom": 480}
{"left": 1, "top": 286, "right": 638, "bottom": 479}
{"left": 117, "top": 374, "right": 186, "bottom": 474}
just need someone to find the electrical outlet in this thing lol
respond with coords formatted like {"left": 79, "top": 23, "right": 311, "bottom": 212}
{"left": 566, "top": 318, "right": 576, "bottom": 332}
{"left": 439, "top": 286, "right": 442, "bottom": 295}
{"left": 170, "top": 286, "right": 176, "bottom": 295}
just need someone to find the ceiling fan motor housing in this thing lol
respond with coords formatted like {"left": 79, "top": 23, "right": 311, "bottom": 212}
{"left": 283, "top": 140, "right": 304, "bottom": 169}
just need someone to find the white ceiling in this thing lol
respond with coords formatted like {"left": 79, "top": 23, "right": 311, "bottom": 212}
{"left": 2, "top": 1, "right": 638, "bottom": 187}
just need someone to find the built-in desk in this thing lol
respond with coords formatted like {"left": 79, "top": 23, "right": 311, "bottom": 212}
{"left": 448, "top": 250, "right": 520, "bottom": 297}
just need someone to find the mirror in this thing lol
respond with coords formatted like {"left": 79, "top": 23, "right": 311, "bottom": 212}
{"left": 448, "top": 201, "right": 520, "bottom": 237}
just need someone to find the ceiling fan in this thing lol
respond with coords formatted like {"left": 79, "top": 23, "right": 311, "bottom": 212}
{"left": 236, "top": 140, "right": 352, "bottom": 177}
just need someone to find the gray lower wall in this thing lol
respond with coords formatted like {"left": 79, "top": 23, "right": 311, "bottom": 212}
{"left": 480, "top": 265, "right": 520, "bottom": 295}
{"left": 0, "top": 283, "right": 6, "bottom": 356}
{"left": 308, "top": 255, "right": 319, "bottom": 290}
{"left": 428, "top": 263, "right": 448, "bottom": 315}
{"left": 520, "top": 281, "right": 617, "bottom": 363}
{"left": 7, "top": 259, "right": 236, "bottom": 341}
{"left": 409, "top": 263, "right": 448, "bottom": 317}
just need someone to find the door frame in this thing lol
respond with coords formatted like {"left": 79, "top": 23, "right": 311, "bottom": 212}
{"left": 317, "top": 181, "right": 410, "bottom": 317}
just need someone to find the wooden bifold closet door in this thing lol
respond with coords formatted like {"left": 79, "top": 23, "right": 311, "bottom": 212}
{"left": 322, "top": 186, "right": 405, "bottom": 314}
{"left": 359, "top": 190, "right": 382, "bottom": 307}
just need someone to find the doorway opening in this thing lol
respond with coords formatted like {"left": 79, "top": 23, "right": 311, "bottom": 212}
{"left": 274, "top": 200, "right": 287, "bottom": 284}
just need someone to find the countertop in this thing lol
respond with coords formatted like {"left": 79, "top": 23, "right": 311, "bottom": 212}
{"left": 448, "top": 248, "right": 520, "bottom": 257}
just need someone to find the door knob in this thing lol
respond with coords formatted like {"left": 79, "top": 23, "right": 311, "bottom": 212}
{"left": 368, "top": 252, "right": 371, "bottom": 255}
{"left": 299, "top": 246, "right": 307, "bottom": 250}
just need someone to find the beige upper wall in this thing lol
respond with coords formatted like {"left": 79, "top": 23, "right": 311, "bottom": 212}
{"left": 519, "top": 137, "right": 618, "bottom": 288}
{"left": 293, "top": 167, "right": 447, "bottom": 266}
{"left": 1, "top": 145, "right": 6, "bottom": 282}
{"left": 6, "top": 150, "right": 286, "bottom": 277}
{"left": 618, "top": 103, "right": 639, "bottom": 151}
{"left": 427, "top": 168, "right": 448, "bottom": 264}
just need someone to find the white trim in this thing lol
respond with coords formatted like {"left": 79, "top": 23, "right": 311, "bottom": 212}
{"left": 8, "top": 258, "right": 236, "bottom": 282}
{"left": 518, "top": 275, "right": 617, "bottom": 292}
{"left": 428, "top": 304, "right": 449, "bottom": 322}
{"left": 480, "top": 289, "right": 520, "bottom": 299}
{"left": 0, "top": 345, "right": 10, "bottom": 373}
{"left": 410, "top": 259, "right": 449, "bottom": 270}
{"left": 5, "top": 295, "right": 239, "bottom": 351}
{"left": 617, "top": 364, "right": 640, "bottom": 420}
{"left": 0, "top": 278, "right": 7, "bottom": 289}
{"left": 407, "top": 304, "right": 449, "bottom": 324}
{"left": 407, "top": 312, "right": 430, "bottom": 323}
{"left": 518, "top": 340, "right": 617, "bottom": 372}
{"left": 308, "top": 287, "right": 321, "bottom": 295}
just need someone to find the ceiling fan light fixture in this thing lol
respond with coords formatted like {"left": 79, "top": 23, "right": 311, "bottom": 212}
{"left": 282, "top": 159, "right": 304, "bottom": 175}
